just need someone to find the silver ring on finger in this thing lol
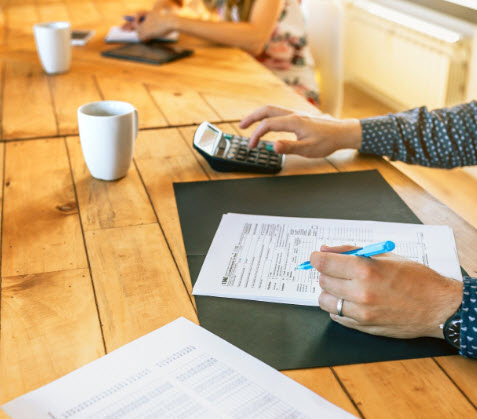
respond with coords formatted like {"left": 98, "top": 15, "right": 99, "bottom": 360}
{"left": 337, "top": 298, "right": 344, "bottom": 317}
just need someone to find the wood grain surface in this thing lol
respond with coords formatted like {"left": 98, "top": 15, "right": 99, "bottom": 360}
{"left": 0, "top": 1, "right": 476, "bottom": 417}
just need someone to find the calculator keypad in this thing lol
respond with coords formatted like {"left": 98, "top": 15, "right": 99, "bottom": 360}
{"left": 224, "top": 136, "right": 281, "bottom": 169}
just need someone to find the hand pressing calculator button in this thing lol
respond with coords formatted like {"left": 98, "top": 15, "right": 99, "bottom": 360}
{"left": 193, "top": 121, "right": 285, "bottom": 174}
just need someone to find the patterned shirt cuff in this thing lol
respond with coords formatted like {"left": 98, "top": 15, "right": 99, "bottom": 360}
{"left": 460, "top": 277, "right": 477, "bottom": 358}
{"left": 359, "top": 116, "right": 397, "bottom": 157}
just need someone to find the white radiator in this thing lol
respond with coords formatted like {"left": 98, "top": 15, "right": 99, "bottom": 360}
{"left": 345, "top": 0, "right": 471, "bottom": 110}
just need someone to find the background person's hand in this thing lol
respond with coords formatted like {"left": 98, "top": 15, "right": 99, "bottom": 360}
{"left": 312, "top": 245, "right": 463, "bottom": 339}
{"left": 121, "top": 10, "right": 148, "bottom": 31}
{"left": 239, "top": 105, "right": 362, "bottom": 157}
{"left": 137, "top": 10, "right": 176, "bottom": 41}
{"left": 122, "top": 1, "right": 182, "bottom": 32}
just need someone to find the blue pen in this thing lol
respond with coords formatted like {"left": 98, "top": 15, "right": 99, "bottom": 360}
{"left": 123, "top": 15, "right": 145, "bottom": 23}
{"left": 296, "top": 240, "right": 395, "bottom": 270}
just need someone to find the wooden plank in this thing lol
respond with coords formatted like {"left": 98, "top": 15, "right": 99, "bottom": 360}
{"left": 49, "top": 73, "right": 102, "bottom": 136}
{"left": 64, "top": 0, "right": 102, "bottom": 27}
{"left": 37, "top": 1, "right": 70, "bottom": 23}
{"left": 201, "top": 92, "right": 268, "bottom": 121}
{"left": 5, "top": 2, "right": 38, "bottom": 41}
{"left": 95, "top": 76, "right": 169, "bottom": 129}
{"left": 334, "top": 359, "right": 476, "bottom": 418}
{"left": 2, "top": 60, "right": 58, "bottom": 140}
{"left": 2, "top": 139, "right": 88, "bottom": 277}
{"left": 147, "top": 85, "right": 220, "bottom": 126}
{"left": 435, "top": 356, "right": 477, "bottom": 407}
{"left": 0, "top": 2, "right": 6, "bottom": 44}
{"left": 0, "top": 268, "right": 104, "bottom": 405}
{"left": 66, "top": 135, "right": 156, "bottom": 231}
{"left": 391, "top": 161, "right": 477, "bottom": 229}
{"left": 85, "top": 223, "right": 198, "bottom": 352}
{"left": 123, "top": 0, "right": 155, "bottom": 11}
{"left": 93, "top": 0, "right": 127, "bottom": 22}
{"left": 283, "top": 368, "right": 360, "bottom": 417}
{"left": 134, "top": 128, "right": 209, "bottom": 291}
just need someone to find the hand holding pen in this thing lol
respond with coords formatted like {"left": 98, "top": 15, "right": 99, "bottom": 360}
{"left": 310, "top": 241, "right": 462, "bottom": 340}
{"left": 297, "top": 241, "right": 396, "bottom": 270}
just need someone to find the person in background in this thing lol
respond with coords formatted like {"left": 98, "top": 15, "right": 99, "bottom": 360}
{"left": 239, "top": 101, "right": 477, "bottom": 358}
{"left": 124, "top": 0, "right": 320, "bottom": 106}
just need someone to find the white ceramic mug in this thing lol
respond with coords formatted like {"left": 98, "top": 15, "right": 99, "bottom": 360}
{"left": 33, "top": 21, "right": 72, "bottom": 74}
{"left": 78, "top": 101, "right": 139, "bottom": 181}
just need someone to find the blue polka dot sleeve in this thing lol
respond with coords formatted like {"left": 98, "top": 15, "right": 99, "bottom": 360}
{"left": 461, "top": 277, "right": 477, "bottom": 358}
{"left": 359, "top": 101, "right": 477, "bottom": 168}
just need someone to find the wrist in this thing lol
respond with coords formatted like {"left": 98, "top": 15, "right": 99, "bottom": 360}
{"left": 428, "top": 279, "right": 463, "bottom": 339}
{"left": 339, "top": 119, "right": 362, "bottom": 150}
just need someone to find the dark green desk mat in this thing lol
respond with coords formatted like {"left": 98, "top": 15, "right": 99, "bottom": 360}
{"left": 173, "top": 170, "right": 457, "bottom": 369}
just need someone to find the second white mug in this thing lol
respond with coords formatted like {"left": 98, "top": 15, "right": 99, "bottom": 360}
{"left": 78, "top": 101, "right": 139, "bottom": 181}
{"left": 33, "top": 21, "right": 72, "bottom": 74}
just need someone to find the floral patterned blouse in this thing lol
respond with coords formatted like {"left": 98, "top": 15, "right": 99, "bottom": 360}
{"left": 211, "top": 0, "right": 320, "bottom": 106}
{"left": 256, "top": 0, "right": 319, "bottom": 106}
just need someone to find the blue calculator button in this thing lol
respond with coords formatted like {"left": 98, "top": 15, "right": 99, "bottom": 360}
{"left": 224, "top": 134, "right": 233, "bottom": 140}
{"left": 263, "top": 143, "right": 274, "bottom": 152}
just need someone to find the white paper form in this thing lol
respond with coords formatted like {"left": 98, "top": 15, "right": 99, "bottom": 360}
{"left": 192, "top": 213, "right": 463, "bottom": 306}
{"left": 2, "top": 318, "right": 354, "bottom": 419}
{"left": 105, "top": 26, "right": 179, "bottom": 43}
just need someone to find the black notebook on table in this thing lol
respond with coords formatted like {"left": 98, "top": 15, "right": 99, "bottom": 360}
{"left": 174, "top": 170, "right": 458, "bottom": 370}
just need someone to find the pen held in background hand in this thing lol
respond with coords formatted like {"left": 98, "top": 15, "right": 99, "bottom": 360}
{"left": 123, "top": 15, "right": 146, "bottom": 23}
{"left": 296, "top": 240, "right": 396, "bottom": 270}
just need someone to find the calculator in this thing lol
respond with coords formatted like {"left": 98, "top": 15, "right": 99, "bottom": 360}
{"left": 193, "top": 122, "right": 284, "bottom": 173}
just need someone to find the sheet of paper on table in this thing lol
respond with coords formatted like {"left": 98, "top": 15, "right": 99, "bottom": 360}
{"left": 192, "top": 213, "right": 463, "bottom": 306}
{"left": 1, "top": 317, "right": 354, "bottom": 419}
{"left": 105, "top": 26, "right": 179, "bottom": 43}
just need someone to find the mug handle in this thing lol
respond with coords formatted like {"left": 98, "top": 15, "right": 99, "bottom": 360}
{"left": 133, "top": 109, "right": 139, "bottom": 141}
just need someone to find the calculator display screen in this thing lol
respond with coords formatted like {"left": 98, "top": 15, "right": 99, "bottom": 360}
{"left": 199, "top": 126, "right": 220, "bottom": 154}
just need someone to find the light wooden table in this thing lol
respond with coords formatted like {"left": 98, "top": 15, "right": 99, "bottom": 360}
{"left": 1, "top": 1, "right": 477, "bottom": 418}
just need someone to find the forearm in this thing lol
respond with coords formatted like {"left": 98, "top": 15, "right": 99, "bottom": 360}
{"left": 359, "top": 101, "right": 477, "bottom": 168}
{"left": 171, "top": 16, "right": 270, "bottom": 55}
